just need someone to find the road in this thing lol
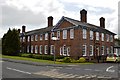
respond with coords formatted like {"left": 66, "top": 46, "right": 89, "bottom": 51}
{"left": 1, "top": 59, "right": 120, "bottom": 79}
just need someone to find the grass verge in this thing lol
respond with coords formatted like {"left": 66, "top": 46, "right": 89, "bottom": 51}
{"left": 2, "top": 55, "right": 94, "bottom": 65}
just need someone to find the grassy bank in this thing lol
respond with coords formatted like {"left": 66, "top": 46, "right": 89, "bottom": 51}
{"left": 2, "top": 55, "right": 94, "bottom": 65}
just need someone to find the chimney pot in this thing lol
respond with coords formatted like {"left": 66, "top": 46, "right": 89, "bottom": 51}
{"left": 48, "top": 16, "right": 53, "bottom": 27}
{"left": 22, "top": 25, "right": 26, "bottom": 33}
{"left": 18, "top": 29, "right": 21, "bottom": 33}
{"left": 99, "top": 17, "right": 105, "bottom": 28}
{"left": 80, "top": 9, "right": 87, "bottom": 23}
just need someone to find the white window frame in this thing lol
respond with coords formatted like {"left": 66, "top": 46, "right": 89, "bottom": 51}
{"left": 67, "top": 47, "right": 70, "bottom": 56}
{"left": 40, "top": 34, "right": 43, "bottom": 41}
{"left": 45, "top": 33, "right": 48, "bottom": 40}
{"left": 51, "top": 32, "right": 54, "bottom": 39}
{"left": 63, "top": 45, "right": 67, "bottom": 56}
{"left": 35, "top": 45, "right": 38, "bottom": 53}
{"left": 31, "top": 35, "right": 34, "bottom": 41}
{"left": 107, "top": 47, "right": 109, "bottom": 54}
{"left": 82, "top": 45, "right": 87, "bottom": 56}
{"left": 83, "top": 29, "right": 87, "bottom": 39}
{"left": 101, "top": 33, "right": 104, "bottom": 41}
{"left": 70, "top": 29, "right": 74, "bottom": 39}
{"left": 31, "top": 45, "right": 33, "bottom": 53}
{"left": 60, "top": 47, "right": 63, "bottom": 55}
{"left": 27, "top": 45, "right": 29, "bottom": 53}
{"left": 35, "top": 35, "right": 37, "bottom": 41}
{"left": 23, "top": 37, "right": 25, "bottom": 42}
{"left": 110, "top": 35, "right": 113, "bottom": 42}
{"left": 106, "top": 34, "right": 109, "bottom": 42}
{"left": 63, "top": 30, "right": 67, "bottom": 39}
{"left": 96, "top": 32, "right": 99, "bottom": 40}
{"left": 90, "top": 31, "right": 93, "bottom": 40}
{"left": 101, "top": 46, "right": 104, "bottom": 55}
{"left": 44, "top": 45, "right": 48, "bottom": 54}
{"left": 50, "top": 45, "right": 55, "bottom": 54}
{"left": 27, "top": 36, "right": 30, "bottom": 42}
{"left": 57, "top": 31, "right": 60, "bottom": 40}
{"left": 39, "top": 45, "right": 42, "bottom": 54}
{"left": 90, "top": 45, "right": 93, "bottom": 56}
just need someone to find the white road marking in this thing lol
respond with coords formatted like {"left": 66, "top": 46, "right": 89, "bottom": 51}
{"left": 0, "top": 61, "right": 3, "bottom": 62}
{"left": 106, "top": 66, "right": 115, "bottom": 72}
{"left": 6, "top": 67, "right": 31, "bottom": 74}
{"left": 84, "top": 69, "right": 92, "bottom": 71}
{"left": 95, "top": 69, "right": 102, "bottom": 72}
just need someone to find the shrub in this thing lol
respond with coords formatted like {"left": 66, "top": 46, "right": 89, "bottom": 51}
{"left": 78, "top": 57, "right": 86, "bottom": 63}
{"left": 63, "top": 57, "right": 71, "bottom": 63}
{"left": 20, "top": 53, "right": 33, "bottom": 58}
{"left": 56, "top": 59, "right": 64, "bottom": 62}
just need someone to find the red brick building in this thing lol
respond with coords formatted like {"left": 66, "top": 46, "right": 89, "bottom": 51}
{"left": 19, "top": 9, "right": 116, "bottom": 60}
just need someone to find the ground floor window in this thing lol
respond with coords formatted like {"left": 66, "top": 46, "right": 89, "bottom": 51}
{"left": 101, "top": 46, "right": 104, "bottom": 55}
{"left": 44, "top": 45, "right": 48, "bottom": 54}
{"left": 51, "top": 45, "right": 55, "bottom": 54}
{"left": 60, "top": 47, "right": 63, "bottom": 55}
{"left": 39, "top": 45, "right": 42, "bottom": 54}
{"left": 107, "top": 47, "right": 109, "bottom": 54}
{"left": 27, "top": 45, "right": 29, "bottom": 53}
{"left": 35, "top": 45, "right": 38, "bottom": 53}
{"left": 60, "top": 45, "right": 70, "bottom": 56}
{"left": 82, "top": 45, "right": 87, "bottom": 56}
{"left": 90, "top": 45, "right": 93, "bottom": 56}
{"left": 31, "top": 45, "right": 33, "bottom": 53}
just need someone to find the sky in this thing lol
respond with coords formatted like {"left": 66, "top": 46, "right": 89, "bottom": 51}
{"left": 0, "top": 0, "right": 120, "bottom": 38}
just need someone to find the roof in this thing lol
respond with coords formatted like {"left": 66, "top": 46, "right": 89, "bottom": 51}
{"left": 54, "top": 16, "right": 116, "bottom": 35}
{"left": 26, "top": 26, "right": 53, "bottom": 35}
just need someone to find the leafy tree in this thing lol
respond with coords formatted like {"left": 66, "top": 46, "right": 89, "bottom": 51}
{"left": 2, "top": 28, "right": 20, "bottom": 56}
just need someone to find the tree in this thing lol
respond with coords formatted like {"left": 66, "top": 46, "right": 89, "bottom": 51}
{"left": 2, "top": 28, "right": 20, "bottom": 56}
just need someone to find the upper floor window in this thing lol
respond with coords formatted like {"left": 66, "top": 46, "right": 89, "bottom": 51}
{"left": 90, "top": 31, "right": 93, "bottom": 40}
{"left": 35, "top": 35, "right": 38, "bottom": 41}
{"left": 57, "top": 31, "right": 60, "bottom": 40}
{"left": 70, "top": 29, "right": 74, "bottom": 39}
{"left": 31, "top": 35, "right": 34, "bottom": 41}
{"left": 40, "top": 34, "right": 43, "bottom": 41}
{"left": 82, "top": 45, "right": 87, "bottom": 56}
{"left": 83, "top": 29, "right": 87, "bottom": 39}
{"left": 101, "top": 33, "right": 104, "bottom": 41}
{"left": 27, "top": 45, "right": 29, "bottom": 53}
{"left": 23, "top": 37, "right": 25, "bottom": 42}
{"left": 96, "top": 32, "right": 99, "bottom": 40}
{"left": 44, "top": 45, "right": 48, "bottom": 54}
{"left": 90, "top": 45, "right": 93, "bottom": 56}
{"left": 50, "top": 45, "right": 55, "bottom": 54}
{"left": 106, "top": 34, "right": 109, "bottom": 42}
{"left": 63, "top": 30, "right": 67, "bottom": 39}
{"left": 51, "top": 32, "right": 54, "bottom": 39}
{"left": 110, "top": 35, "right": 113, "bottom": 42}
{"left": 45, "top": 33, "right": 48, "bottom": 40}
{"left": 39, "top": 45, "right": 42, "bottom": 54}
{"left": 27, "top": 36, "right": 30, "bottom": 42}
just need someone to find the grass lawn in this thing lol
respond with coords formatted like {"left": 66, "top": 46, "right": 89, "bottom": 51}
{"left": 2, "top": 55, "right": 94, "bottom": 65}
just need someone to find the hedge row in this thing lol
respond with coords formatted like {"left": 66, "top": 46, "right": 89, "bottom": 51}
{"left": 19, "top": 53, "right": 64, "bottom": 61}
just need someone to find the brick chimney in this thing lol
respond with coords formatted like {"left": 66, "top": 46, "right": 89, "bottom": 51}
{"left": 18, "top": 29, "right": 21, "bottom": 33}
{"left": 99, "top": 17, "right": 105, "bottom": 28}
{"left": 48, "top": 16, "right": 53, "bottom": 27}
{"left": 22, "top": 25, "right": 26, "bottom": 33}
{"left": 80, "top": 9, "right": 87, "bottom": 23}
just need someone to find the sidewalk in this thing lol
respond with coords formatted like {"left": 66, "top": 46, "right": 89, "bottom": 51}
{"left": 2, "top": 58, "right": 79, "bottom": 67}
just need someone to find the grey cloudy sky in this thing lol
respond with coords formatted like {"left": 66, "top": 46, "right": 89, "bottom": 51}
{"left": 0, "top": 0, "right": 119, "bottom": 38}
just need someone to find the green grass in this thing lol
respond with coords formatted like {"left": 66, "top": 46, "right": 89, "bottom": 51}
{"left": 2, "top": 55, "right": 94, "bottom": 65}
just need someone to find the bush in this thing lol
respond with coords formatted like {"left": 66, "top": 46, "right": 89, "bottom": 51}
{"left": 78, "top": 57, "right": 86, "bottom": 63}
{"left": 56, "top": 59, "right": 64, "bottom": 62}
{"left": 63, "top": 57, "right": 71, "bottom": 63}
{"left": 20, "top": 53, "right": 33, "bottom": 58}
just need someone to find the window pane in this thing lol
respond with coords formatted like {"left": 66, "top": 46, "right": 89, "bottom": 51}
{"left": 70, "top": 29, "right": 74, "bottom": 39}
{"left": 63, "top": 30, "right": 67, "bottom": 39}
{"left": 83, "top": 29, "right": 87, "bottom": 39}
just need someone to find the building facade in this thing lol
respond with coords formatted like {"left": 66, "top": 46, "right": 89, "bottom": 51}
{"left": 19, "top": 9, "right": 116, "bottom": 60}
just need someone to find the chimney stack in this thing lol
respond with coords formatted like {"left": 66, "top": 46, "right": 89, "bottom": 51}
{"left": 99, "top": 17, "right": 105, "bottom": 28}
{"left": 80, "top": 9, "right": 87, "bottom": 23}
{"left": 22, "top": 25, "right": 26, "bottom": 33}
{"left": 48, "top": 16, "right": 53, "bottom": 27}
{"left": 18, "top": 29, "right": 21, "bottom": 33}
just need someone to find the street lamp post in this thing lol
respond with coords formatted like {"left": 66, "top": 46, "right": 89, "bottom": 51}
{"left": 52, "top": 36, "right": 58, "bottom": 64}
